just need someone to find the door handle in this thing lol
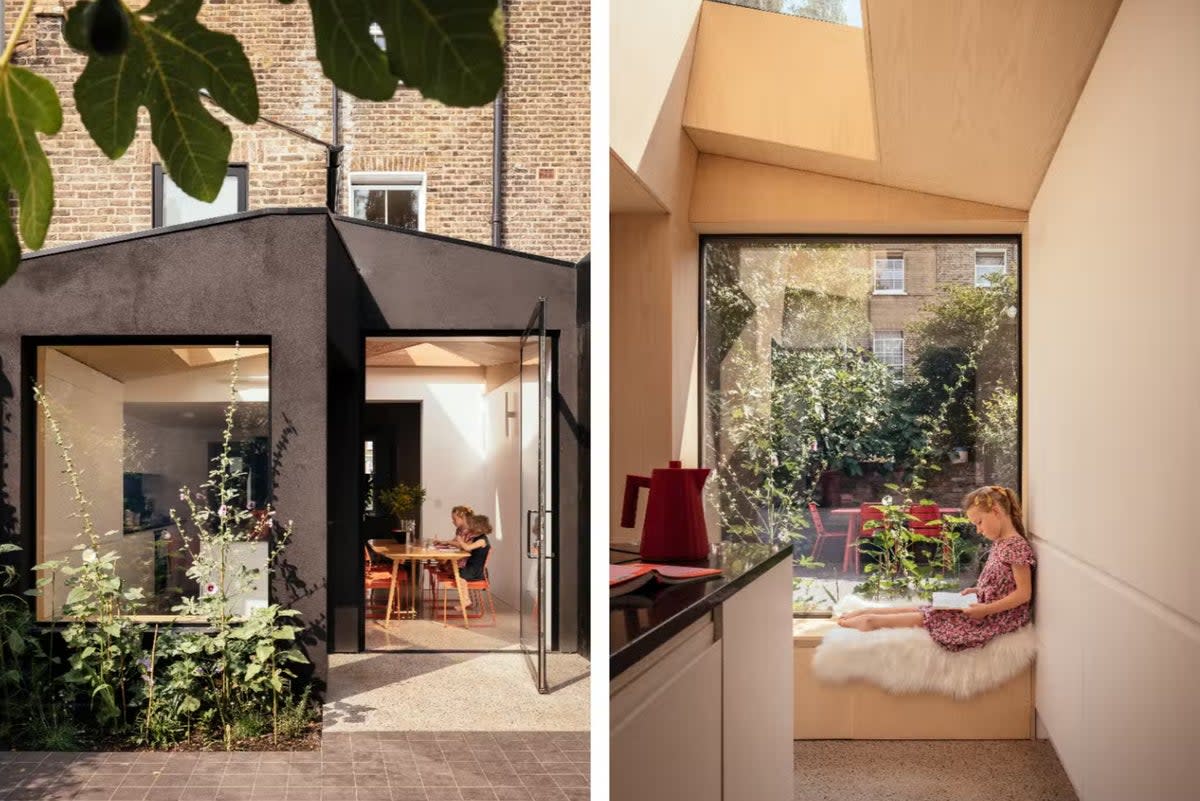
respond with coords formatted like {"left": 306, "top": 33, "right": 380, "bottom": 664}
{"left": 526, "top": 510, "right": 538, "bottom": 558}
{"left": 527, "top": 510, "right": 554, "bottom": 559}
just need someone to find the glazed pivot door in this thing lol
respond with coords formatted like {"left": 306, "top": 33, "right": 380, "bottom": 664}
{"left": 520, "top": 298, "right": 553, "bottom": 693}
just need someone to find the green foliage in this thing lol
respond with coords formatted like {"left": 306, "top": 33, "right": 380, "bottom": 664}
{"left": 0, "top": 64, "right": 62, "bottom": 277}
{"left": 853, "top": 481, "right": 958, "bottom": 600}
{"left": 1, "top": 0, "right": 506, "bottom": 285}
{"left": 378, "top": 482, "right": 427, "bottom": 522}
{"left": 22, "top": 349, "right": 312, "bottom": 751}
{"left": 304, "top": 0, "right": 505, "bottom": 107}
{"left": 979, "top": 387, "right": 1018, "bottom": 488}
{"left": 34, "top": 386, "right": 148, "bottom": 733}
{"left": 64, "top": 0, "right": 258, "bottom": 201}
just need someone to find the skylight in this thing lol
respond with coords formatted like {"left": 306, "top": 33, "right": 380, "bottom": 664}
{"left": 713, "top": 0, "right": 863, "bottom": 28}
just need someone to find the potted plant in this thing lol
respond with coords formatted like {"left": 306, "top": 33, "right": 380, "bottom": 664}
{"left": 378, "top": 482, "right": 426, "bottom": 541}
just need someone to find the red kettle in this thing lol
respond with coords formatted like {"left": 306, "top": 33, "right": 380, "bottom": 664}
{"left": 621, "top": 460, "right": 711, "bottom": 560}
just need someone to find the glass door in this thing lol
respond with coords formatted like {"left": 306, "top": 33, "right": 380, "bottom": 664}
{"left": 520, "top": 299, "right": 553, "bottom": 693}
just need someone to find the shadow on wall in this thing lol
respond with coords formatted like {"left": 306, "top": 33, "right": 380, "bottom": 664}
{"left": 0, "top": 359, "right": 16, "bottom": 572}
{"left": 269, "top": 411, "right": 329, "bottom": 693}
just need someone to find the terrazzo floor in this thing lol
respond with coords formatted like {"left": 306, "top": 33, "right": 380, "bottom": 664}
{"left": 364, "top": 600, "right": 521, "bottom": 652}
{"left": 324, "top": 653, "right": 589, "bottom": 733}
{"left": 0, "top": 731, "right": 589, "bottom": 801}
{"left": 794, "top": 740, "right": 1079, "bottom": 801}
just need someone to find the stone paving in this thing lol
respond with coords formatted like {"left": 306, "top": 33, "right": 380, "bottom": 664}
{"left": 0, "top": 731, "right": 589, "bottom": 801}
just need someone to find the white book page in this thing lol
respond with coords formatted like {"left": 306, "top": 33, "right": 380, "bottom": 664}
{"left": 931, "top": 591, "right": 978, "bottom": 610}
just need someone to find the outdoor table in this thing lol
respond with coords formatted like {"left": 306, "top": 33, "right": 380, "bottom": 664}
{"left": 830, "top": 505, "right": 963, "bottom": 572}
{"left": 368, "top": 541, "right": 472, "bottom": 627}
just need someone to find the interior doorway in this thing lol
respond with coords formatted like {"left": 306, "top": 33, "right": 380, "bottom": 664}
{"left": 360, "top": 332, "right": 556, "bottom": 665}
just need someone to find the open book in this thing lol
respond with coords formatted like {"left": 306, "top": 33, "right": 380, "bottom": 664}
{"left": 930, "top": 591, "right": 979, "bottom": 610}
{"left": 609, "top": 563, "right": 724, "bottom": 597}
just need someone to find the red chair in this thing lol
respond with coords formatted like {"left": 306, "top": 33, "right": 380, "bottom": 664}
{"left": 807, "top": 502, "right": 845, "bottom": 561}
{"left": 433, "top": 548, "right": 496, "bottom": 626}
{"left": 908, "top": 504, "right": 950, "bottom": 569}
{"left": 844, "top": 503, "right": 885, "bottom": 573}
{"left": 364, "top": 546, "right": 406, "bottom": 620}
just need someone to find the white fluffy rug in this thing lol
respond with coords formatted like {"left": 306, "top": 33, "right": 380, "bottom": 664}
{"left": 812, "top": 596, "right": 1037, "bottom": 699}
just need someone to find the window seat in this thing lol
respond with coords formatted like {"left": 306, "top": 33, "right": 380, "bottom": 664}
{"left": 793, "top": 618, "right": 1035, "bottom": 740}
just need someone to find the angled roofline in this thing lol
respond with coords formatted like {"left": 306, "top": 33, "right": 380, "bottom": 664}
{"left": 331, "top": 214, "right": 575, "bottom": 268}
{"left": 19, "top": 207, "right": 329, "bottom": 262}
{"left": 19, "top": 207, "right": 579, "bottom": 269}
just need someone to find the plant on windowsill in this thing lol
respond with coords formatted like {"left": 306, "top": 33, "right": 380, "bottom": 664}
{"left": 378, "top": 483, "right": 427, "bottom": 537}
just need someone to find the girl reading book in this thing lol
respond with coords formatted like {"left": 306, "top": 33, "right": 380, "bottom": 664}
{"left": 837, "top": 486, "right": 1035, "bottom": 652}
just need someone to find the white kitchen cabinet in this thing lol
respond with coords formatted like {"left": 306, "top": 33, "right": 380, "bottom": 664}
{"left": 611, "top": 616, "right": 723, "bottom": 801}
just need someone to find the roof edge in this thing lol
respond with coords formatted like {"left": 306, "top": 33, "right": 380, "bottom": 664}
{"left": 331, "top": 215, "right": 575, "bottom": 268}
{"left": 20, "top": 207, "right": 331, "bottom": 262}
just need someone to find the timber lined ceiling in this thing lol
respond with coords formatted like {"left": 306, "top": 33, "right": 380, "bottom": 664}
{"left": 678, "top": 0, "right": 1123, "bottom": 210}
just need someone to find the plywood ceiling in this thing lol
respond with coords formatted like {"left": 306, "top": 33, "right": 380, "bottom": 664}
{"left": 53, "top": 346, "right": 269, "bottom": 382}
{"left": 366, "top": 338, "right": 522, "bottom": 368}
{"left": 684, "top": 0, "right": 1122, "bottom": 210}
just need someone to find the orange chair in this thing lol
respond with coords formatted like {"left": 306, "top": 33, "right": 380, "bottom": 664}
{"left": 364, "top": 546, "right": 406, "bottom": 620}
{"left": 433, "top": 548, "right": 496, "bottom": 626}
{"left": 907, "top": 503, "right": 951, "bottom": 569}
{"left": 844, "top": 503, "right": 885, "bottom": 574}
{"left": 807, "top": 502, "right": 845, "bottom": 561}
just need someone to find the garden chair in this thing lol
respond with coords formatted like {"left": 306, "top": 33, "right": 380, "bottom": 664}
{"left": 434, "top": 548, "right": 497, "bottom": 627}
{"left": 364, "top": 545, "right": 406, "bottom": 620}
{"left": 844, "top": 503, "right": 885, "bottom": 574}
{"left": 807, "top": 502, "right": 845, "bottom": 562}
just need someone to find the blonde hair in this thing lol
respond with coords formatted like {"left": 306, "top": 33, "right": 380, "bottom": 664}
{"left": 452, "top": 505, "right": 475, "bottom": 520}
{"left": 467, "top": 514, "right": 493, "bottom": 536}
{"left": 963, "top": 485, "right": 1028, "bottom": 539}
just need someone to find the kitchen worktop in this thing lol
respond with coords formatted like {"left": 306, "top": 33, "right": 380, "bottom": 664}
{"left": 610, "top": 542, "right": 792, "bottom": 678}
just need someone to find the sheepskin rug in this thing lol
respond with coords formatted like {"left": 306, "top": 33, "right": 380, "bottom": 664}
{"left": 811, "top": 595, "right": 1037, "bottom": 699}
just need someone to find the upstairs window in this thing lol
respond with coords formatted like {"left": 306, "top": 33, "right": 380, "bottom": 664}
{"left": 350, "top": 173, "right": 425, "bottom": 231}
{"left": 873, "top": 250, "right": 906, "bottom": 294}
{"left": 872, "top": 330, "right": 905, "bottom": 375}
{"left": 153, "top": 164, "right": 247, "bottom": 228}
{"left": 975, "top": 249, "right": 1008, "bottom": 287}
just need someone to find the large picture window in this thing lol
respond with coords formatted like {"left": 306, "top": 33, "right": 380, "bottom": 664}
{"left": 34, "top": 343, "right": 271, "bottom": 621}
{"left": 702, "top": 238, "right": 1020, "bottom": 611}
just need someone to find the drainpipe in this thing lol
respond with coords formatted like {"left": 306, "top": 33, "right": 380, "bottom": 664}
{"left": 330, "top": 85, "right": 342, "bottom": 214}
{"left": 491, "top": 2, "right": 506, "bottom": 248}
{"left": 198, "top": 89, "right": 342, "bottom": 213}
{"left": 491, "top": 89, "right": 504, "bottom": 248}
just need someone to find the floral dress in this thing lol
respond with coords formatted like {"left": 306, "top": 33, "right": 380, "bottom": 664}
{"left": 921, "top": 535, "right": 1035, "bottom": 652}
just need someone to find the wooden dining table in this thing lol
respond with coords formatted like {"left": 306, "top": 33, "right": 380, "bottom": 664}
{"left": 367, "top": 540, "right": 472, "bottom": 627}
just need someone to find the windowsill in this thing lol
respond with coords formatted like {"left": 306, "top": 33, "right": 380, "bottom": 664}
{"left": 872, "top": 290, "right": 907, "bottom": 296}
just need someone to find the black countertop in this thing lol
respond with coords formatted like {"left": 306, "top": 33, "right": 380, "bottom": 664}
{"left": 610, "top": 542, "right": 792, "bottom": 679}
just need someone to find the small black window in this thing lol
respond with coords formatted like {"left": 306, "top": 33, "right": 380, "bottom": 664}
{"left": 153, "top": 164, "right": 248, "bottom": 228}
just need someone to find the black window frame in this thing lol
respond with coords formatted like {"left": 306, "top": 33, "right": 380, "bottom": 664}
{"left": 21, "top": 334, "right": 274, "bottom": 627}
{"left": 152, "top": 164, "right": 249, "bottom": 228}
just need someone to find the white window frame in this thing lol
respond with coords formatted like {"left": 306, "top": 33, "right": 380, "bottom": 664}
{"left": 872, "top": 330, "right": 905, "bottom": 375}
{"left": 974, "top": 248, "right": 1008, "bottom": 288}
{"left": 872, "top": 250, "right": 906, "bottom": 294}
{"left": 348, "top": 172, "right": 427, "bottom": 231}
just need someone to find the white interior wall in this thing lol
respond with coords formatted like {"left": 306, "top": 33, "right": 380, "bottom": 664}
{"left": 367, "top": 366, "right": 521, "bottom": 609}
{"left": 1026, "top": 0, "right": 1200, "bottom": 798}
{"left": 484, "top": 369, "right": 522, "bottom": 610}
{"left": 39, "top": 350, "right": 127, "bottom": 616}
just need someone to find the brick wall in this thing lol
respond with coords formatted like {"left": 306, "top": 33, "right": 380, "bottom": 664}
{"left": 5, "top": 0, "right": 589, "bottom": 262}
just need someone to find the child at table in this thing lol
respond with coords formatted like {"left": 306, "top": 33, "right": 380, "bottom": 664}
{"left": 439, "top": 514, "right": 492, "bottom": 611}
{"left": 836, "top": 485, "right": 1035, "bottom": 652}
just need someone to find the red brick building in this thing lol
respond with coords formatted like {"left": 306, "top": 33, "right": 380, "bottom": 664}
{"left": 5, "top": 0, "right": 589, "bottom": 261}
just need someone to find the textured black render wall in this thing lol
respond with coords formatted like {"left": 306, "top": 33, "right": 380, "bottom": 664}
{"left": 332, "top": 218, "right": 584, "bottom": 652}
{"left": 1, "top": 210, "right": 333, "bottom": 680}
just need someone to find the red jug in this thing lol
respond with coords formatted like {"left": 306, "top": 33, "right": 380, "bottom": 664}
{"left": 621, "top": 460, "right": 712, "bottom": 561}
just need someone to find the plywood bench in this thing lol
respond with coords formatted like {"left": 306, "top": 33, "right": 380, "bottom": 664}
{"left": 793, "top": 619, "right": 1035, "bottom": 740}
